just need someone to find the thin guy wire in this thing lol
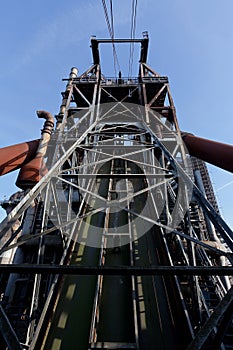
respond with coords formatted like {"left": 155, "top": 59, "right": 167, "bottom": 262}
{"left": 128, "top": 0, "right": 138, "bottom": 78}
{"left": 101, "top": 0, "right": 120, "bottom": 76}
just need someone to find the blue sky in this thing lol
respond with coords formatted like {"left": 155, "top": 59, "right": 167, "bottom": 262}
{"left": 0, "top": 0, "right": 232, "bottom": 228}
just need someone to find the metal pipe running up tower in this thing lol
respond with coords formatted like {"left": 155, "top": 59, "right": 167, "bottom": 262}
{"left": 0, "top": 34, "right": 232, "bottom": 350}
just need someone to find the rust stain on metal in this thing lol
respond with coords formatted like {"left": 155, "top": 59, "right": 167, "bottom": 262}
{"left": 182, "top": 132, "right": 233, "bottom": 173}
{"left": 0, "top": 140, "right": 39, "bottom": 176}
{"left": 16, "top": 110, "right": 54, "bottom": 189}
{"left": 16, "top": 155, "right": 48, "bottom": 189}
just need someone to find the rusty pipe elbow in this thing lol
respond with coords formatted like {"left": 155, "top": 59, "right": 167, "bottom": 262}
{"left": 37, "top": 110, "right": 54, "bottom": 135}
{"left": 16, "top": 111, "right": 54, "bottom": 189}
{"left": 37, "top": 110, "right": 54, "bottom": 123}
{"left": 36, "top": 110, "right": 54, "bottom": 157}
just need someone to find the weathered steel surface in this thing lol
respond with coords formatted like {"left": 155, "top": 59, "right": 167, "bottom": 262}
{"left": 0, "top": 139, "right": 39, "bottom": 176}
{"left": 182, "top": 132, "right": 233, "bottom": 173}
{"left": 0, "top": 264, "right": 232, "bottom": 275}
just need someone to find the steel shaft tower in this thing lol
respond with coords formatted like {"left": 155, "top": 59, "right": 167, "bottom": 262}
{"left": 0, "top": 34, "right": 232, "bottom": 350}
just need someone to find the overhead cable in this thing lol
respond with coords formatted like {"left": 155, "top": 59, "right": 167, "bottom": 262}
{"left": 101, "top": 0, "right": 121, "bottom": 76}
{"left": 128, "top": 0, "right": 138, "bottom": 77}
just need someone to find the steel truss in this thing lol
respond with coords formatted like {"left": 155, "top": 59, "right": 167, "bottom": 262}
{"left": 0, "top": 35, "right": 232, "bottom": 350}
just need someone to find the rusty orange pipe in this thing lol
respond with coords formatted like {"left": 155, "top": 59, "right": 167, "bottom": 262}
{"left": 0, "top": 140, "right": 39, "bottom": 176}
{"left": 182, "top": 132, "right": 233, "bottom": 173}
{"left": 16, "top": 111, "right": 54, "bottom": 189}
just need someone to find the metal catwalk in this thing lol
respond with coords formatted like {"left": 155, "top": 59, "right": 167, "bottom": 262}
{"left": 0, "top": 35, "right": 232, "bottom": 350}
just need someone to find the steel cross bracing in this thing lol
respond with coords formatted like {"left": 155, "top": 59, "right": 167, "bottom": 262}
{"left": 0, "top": 36, "right": 232, "bottom": 350}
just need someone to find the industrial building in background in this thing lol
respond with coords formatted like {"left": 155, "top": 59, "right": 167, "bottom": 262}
{"left": 0, "top": 34, "right": 232, "bottom": 350}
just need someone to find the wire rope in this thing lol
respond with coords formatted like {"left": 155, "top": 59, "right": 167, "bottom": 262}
{"left": 128, "top": 0, "right": 138, "bottom": 78}
{"left": 101, "top": 0, "right": 121, "bottom": 76}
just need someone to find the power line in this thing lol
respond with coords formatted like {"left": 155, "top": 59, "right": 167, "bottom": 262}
{"left": 110, "top": 0, "right": 114, "bottom": 38}
{"left": 109, "top": 0, "right": 120, "bottom": 75}
{"left": 128, "top": 0, "right": 138, "bottom": 77}
{"left": 101, "top": 0, "right": 120, "bottom": 76}
{"left": 101, "top": 0, "right": 138, "bottom": 77}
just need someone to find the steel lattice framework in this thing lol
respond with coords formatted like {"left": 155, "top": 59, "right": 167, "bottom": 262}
{"left": 0, "top": 34, "right": 232, "bottom": 350}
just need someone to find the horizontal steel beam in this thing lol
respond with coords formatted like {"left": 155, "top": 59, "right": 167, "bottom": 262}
{"left": 94, "top": 39, "right": 145, "bottom": 43}
{"left": 91, "top": 36, "right": 149, "bottom": 65}
{"left": 0, "top": 264, "right": 232, "bottom": 276}
{"left": 80, "top": 145, "right": 155, "bottom": 148}
{"left": 60, "top": 173, "right": 172, "bottom": 178}
{"left": 90, "top": 342, "right": 136, "bottom": 349}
